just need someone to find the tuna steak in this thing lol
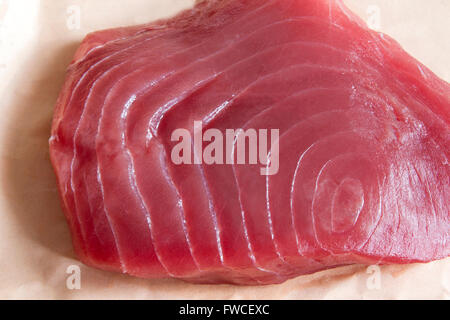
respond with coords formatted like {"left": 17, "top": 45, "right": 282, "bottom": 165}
{"left": 49, "top": 0, "right": 449, "bottom": 285}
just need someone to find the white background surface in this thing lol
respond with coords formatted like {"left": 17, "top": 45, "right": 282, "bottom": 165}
{"left": 0, "top": 0, "right": 448, "bottom": 299}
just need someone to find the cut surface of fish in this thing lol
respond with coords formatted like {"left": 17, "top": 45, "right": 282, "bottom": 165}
{"left": 50, "top": 0, "right": 449, "bottom": 285}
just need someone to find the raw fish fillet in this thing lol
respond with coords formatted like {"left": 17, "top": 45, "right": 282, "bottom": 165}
{"left": 49, "top": 0, "right": 450, "bottom": 285}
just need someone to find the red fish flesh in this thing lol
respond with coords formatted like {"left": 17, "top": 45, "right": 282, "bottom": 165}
{"left": 49, "top": 0, "right": 449, "bottom": 285}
